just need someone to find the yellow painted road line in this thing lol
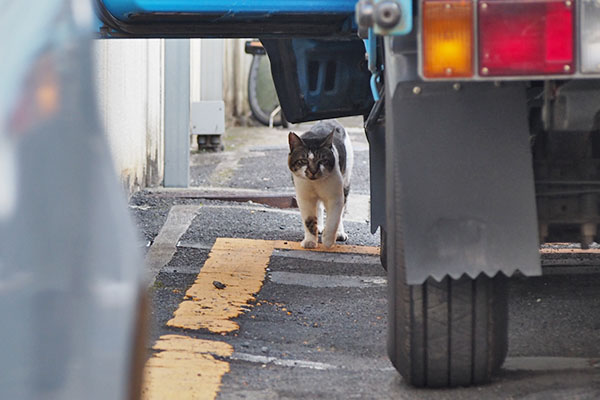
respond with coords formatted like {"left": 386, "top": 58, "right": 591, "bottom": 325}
{"left": 272, "top": 240, "right": 380, "bottom": 256}
{"left": 541, "top": 248, "right": 600, "bottom": 254}
{"left": 167, "top": 238, "right": 275, "bottom": 333}
{"left": 142, "top": 335, "right": 233, "bottom": 400}
{"left": 167, "top": 238, "right": 380, "bottom": 333}
{"left": 143, "top": 238, "right": 379, "bottom": 400}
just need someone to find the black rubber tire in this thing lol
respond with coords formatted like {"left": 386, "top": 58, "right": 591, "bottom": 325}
{"left": 385, "top": 182, "right": 508, "bottom": 387}
{"left": 248, "top": 54, "right": 284, "bottom": 127}
{"left": 385, "top": 192, "right": 509, "bottom": 387}
{"left": 387, "top": 265, "right": 508, "bottom": 387}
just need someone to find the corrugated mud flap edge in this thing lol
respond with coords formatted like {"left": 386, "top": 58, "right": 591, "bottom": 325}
{"left": 384, "top": 60, "right": 541, "bottom": 284}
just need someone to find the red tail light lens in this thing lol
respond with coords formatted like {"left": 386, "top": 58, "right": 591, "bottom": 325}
{"left": 478, "top": 0, "right": 575, "bottom": 77}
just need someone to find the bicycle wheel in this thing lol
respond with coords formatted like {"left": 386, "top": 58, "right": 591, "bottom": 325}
{"left": 248, "top": 54, "right": 285, "bottom": 127}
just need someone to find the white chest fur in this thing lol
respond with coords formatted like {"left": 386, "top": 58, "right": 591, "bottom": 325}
{"left": 293, "top": 169, "right": 343, "bottom": 202}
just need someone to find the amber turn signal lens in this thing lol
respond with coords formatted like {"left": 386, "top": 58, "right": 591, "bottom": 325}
{"left": 422, "top": 0, "right": 474, "bottom": 78}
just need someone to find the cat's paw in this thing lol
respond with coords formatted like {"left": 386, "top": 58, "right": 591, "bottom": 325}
{"left": 301, "top": 239, "right": 318, "bottom": 249}
{"left": 336, "top": 232, "right": 348, "bottom": 242}
{"left": 322, "top": 235, "right": 335, "bottom": 249}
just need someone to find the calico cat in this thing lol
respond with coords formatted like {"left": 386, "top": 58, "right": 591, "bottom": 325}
{"left": 288, "top": 120, "right": 353, "bottom": 248}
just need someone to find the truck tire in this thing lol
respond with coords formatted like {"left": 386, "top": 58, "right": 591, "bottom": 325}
{"left": 386, "top": 225, "right": 509, "bottom": 387}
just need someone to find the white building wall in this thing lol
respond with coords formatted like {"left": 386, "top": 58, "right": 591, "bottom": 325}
{"left": 223, "top": 39, "right": 253, "bottom": 124}
{"left": 93, "top": 39, "right": 165, "bottom": 195}
{"left": 193, "top": 39, "right": 253, "bottom": 124}
{"left": 91, "top": 38, "right": 253, "bottom": 195}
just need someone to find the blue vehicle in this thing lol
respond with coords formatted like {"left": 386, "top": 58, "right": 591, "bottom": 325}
{"left": 95, "top": 0, "right": 600, "bottom": 388}
{"left": 0, "top": 1, "right": 146, "bottom": 399}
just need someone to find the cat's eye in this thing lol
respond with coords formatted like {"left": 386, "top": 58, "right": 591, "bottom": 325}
{"left": 297, "top": 160, "right": 308, "bottom": 166}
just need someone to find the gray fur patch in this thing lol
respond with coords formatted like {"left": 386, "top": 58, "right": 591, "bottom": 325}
{"left": 305, "top": 216, "right": 318, "bottom": 236}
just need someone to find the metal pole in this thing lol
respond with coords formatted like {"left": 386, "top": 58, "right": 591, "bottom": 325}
{"left": 164, "top": 39, "right": 190, "bottom": 187}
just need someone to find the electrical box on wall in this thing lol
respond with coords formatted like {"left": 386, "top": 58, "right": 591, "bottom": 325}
{"left": 190, "top": 100, "right": 225, "bottom": 135}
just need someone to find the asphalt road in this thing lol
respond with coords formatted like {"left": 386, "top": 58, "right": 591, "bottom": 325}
{"left": 130, "top": 119, "right": 600, "bottom": 399}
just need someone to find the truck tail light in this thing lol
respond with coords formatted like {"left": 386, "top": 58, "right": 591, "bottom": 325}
{"left": 422, "top": 0, "right": 474, "bottom": 78}
{"left": 581, "top": 0, "right": 600, "bottom": 74}
{"left": 478, "top": 0, "right": 575, "bottom": 77}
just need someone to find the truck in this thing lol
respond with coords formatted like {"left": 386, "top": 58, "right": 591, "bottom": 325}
{"left": 96, "top": 0, "right": 600, "bottom": 387}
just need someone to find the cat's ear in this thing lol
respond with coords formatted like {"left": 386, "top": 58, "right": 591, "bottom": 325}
{"left": 321, "top": 129, "right": 335, "bottom": 149}
{"left": 288, "top": 132, "right": 303, "bottom": 151}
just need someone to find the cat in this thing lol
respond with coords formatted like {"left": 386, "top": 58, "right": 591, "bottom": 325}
{"left": 288, "top": 120, "right": 353, "bottom": 249}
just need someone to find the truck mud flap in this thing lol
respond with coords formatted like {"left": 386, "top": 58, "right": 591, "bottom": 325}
{"left": 386, "top": 80, "right": 542, "bottom": 284}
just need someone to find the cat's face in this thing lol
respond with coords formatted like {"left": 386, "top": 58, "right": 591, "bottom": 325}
{"left": 288, "top": 131, "right": 335, "bottom": 181}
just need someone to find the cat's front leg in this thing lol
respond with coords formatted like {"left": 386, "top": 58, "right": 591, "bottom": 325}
{"left": 336, "top": 219, "right": 348, "bottom": 242}
{"left": 322, "top": 199, "right": 345, "bottom": 248}
{"left": 297, "top": 194, "right": 319, "bottom": 249}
